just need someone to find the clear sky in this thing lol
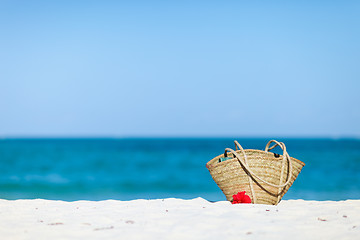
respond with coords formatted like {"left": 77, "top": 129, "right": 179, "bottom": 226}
{"left": 0, "top": 0, "right": 359, "bottom": 137}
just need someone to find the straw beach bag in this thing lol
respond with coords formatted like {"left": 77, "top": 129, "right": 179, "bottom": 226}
{"left": 206, "top": 140, "right": 305, "bottom": 205}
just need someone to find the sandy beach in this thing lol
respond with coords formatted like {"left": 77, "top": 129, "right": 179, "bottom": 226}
{"left": 0, "top": 198, "right": 359, "bottom": 240}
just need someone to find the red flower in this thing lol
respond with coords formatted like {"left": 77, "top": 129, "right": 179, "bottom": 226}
{"left": 232, "top": 191, "right": 251, "bottom": 204}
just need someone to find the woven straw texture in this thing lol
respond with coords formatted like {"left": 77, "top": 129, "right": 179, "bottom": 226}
{"left": 206, "top": 140, "right": 305, "bottom": 205}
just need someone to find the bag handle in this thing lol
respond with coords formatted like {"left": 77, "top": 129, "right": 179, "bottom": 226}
{"left": 224, "top": 140, "right": 293, "bottom": 188}
{"left": 265, "top": 139, "right": 285, "bottom": 152}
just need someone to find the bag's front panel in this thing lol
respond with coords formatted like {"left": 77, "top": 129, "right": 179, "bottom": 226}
{"left": 208, "top": 158, "right": 251, "bottom": 201}
{"left": 246, "top": 151, "right": 284, "bottom": 204}
{"left": 278, "top": 157, "right": 305, "bottom": 200}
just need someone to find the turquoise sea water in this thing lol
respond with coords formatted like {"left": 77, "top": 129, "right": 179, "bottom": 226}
{"left": 0, "top": 138, "right": 359, "bottom": 201}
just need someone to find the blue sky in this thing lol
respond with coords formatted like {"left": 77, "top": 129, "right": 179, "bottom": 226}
{"left": 0, "top": 1, "right": 359, "bottom": 137}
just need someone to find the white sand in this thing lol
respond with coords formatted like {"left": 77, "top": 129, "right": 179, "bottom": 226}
{"left": 0, "top": 198, "right": 359, "bottom": 240}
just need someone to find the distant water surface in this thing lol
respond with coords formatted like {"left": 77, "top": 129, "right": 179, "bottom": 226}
{"left": 0, "top": 138, "right": 359, "bottom": 201}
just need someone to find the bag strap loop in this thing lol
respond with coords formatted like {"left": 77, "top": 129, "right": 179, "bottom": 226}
{"left": 265, "top": 139, "right": 284, "bottom": 152}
